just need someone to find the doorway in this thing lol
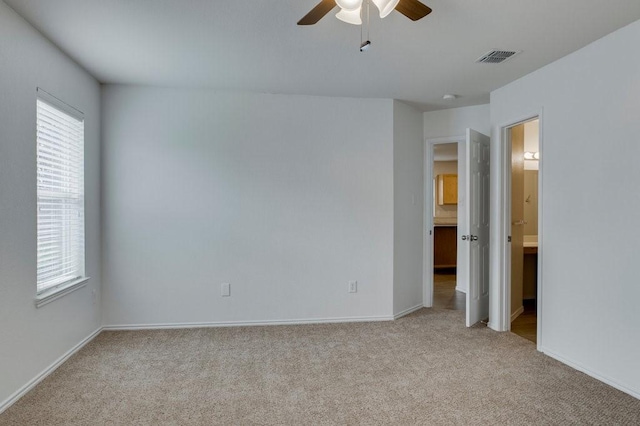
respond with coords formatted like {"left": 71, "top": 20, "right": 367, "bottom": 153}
{"left": 425, "top": 130, "right": 491, "bottom": 327}
{"left": 432, "top": 142, "right": 464, "bottom": 311}
{"left": 424, "top": 136, "right": 465, "bottom": 313}
{"left": 507, "top": 119, "right": 540, "bottom": 343}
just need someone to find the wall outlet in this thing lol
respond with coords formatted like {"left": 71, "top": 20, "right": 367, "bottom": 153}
{"left": 221, "top": 283, "right": 231, "bottom": 297}
{"left": 348, "top": 281, "right": 358, "bottom": 293}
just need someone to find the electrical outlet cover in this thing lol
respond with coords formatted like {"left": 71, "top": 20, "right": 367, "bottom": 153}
{"left": 221, "top": 283, "right": 231, "bottom": 297}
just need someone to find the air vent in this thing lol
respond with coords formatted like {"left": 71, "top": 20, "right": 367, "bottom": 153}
{"left": 476, "top": 50, "right": 519, "bottom": 64}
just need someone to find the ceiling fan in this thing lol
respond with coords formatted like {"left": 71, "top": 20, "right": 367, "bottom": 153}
{"left": 298, "top": 0, "right": 432, "bottom": 26}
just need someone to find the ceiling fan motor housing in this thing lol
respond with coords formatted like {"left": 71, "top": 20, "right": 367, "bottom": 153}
{"left": 297, "top": 0, "right": 433, "bottom": 26}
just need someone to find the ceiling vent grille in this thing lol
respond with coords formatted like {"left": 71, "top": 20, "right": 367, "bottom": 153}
{"left": 476, "top": 50, "right": 519, "bottom": 64}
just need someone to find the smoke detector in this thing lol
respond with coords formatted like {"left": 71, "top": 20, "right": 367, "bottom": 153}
{"left": 476, "top": 50, "right": 520, "bottom": 64}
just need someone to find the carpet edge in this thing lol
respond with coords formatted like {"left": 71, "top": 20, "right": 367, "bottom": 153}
{"left": 541, "top": 346, "right": 640, "bottom": 400}
{"left": 393, "top": 304, "right": 425, "bottom": 320}
{"left": 0, "top": 326, "right": 103, "bottom": 414}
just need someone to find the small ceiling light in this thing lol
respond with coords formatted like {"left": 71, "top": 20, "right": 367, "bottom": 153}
{"left": 443, "top": 94, "right": 457, "bottom": 100}
{"left": 372, "top": 0, "right": 401, "bottom": 18}
{"left": 336, "top": 6, "right": 363, "bottom": 25}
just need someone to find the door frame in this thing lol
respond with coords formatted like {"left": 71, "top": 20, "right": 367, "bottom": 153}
{"left": 494, "top": 110, "right": 544, "bottom": 351}
{"left": 423, "top": 135, "right": 465, "bottom": 308}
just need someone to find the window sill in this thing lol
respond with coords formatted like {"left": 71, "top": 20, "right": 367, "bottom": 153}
{"left": 35, "top": 277, "right": 90, "bottom": 308}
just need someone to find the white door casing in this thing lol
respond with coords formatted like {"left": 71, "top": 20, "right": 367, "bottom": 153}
{"left": 423, "top": 136, "right": 465, "bottom": 309}
{"left": 491, "top": 113, "right": 543, "bottom": 348}
{"left": 465, "top": 129, "right": 491, "bottom": 327}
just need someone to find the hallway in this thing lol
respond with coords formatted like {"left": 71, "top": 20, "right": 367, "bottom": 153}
{"left": 433, "top": 272, "right": 465, "bottom": 311}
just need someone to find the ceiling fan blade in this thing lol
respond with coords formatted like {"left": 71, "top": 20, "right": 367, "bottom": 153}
{"left": 395, "top": 0, "right": 432, "bottom": 21}
{"left": 298, "top": 0, "right": 337, "bottom": 25}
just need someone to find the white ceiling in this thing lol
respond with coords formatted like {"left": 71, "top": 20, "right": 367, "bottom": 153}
{"left": 7, "top": 0, "right": 640, "bottom": 110}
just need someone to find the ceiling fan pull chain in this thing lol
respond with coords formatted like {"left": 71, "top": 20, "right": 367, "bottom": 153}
{"left": 360, "top": 0, "right": 372, "bottom": 52}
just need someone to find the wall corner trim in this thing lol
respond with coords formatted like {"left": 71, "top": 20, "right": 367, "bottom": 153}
{"left": 540, "top": 346, "right": 640, "bottom": 400}
{"left": 0, "top": 327, "right": 103, "bottom": 415}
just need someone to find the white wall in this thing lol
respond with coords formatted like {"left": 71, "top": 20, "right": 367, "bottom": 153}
{"left": 0, "top": 1, "right": 101, "bottom": 410}
{"left": 102, "top": 86, "right": 396, "bottom": 326}
{"left": 490, "top": 18, "right": 640, "bottom": 398}
{"left": 424, "top": 104, "right": 490, "bottom": 139}
{"left": 392, "top": 101, "right": 424, "bottom": 316}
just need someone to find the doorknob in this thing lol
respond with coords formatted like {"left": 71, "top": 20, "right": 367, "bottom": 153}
{"left": 461, "top": 235, "right": 468, "bottom": 241}
{"left": 471, "top": 235, "right": 478, "bottom": 241}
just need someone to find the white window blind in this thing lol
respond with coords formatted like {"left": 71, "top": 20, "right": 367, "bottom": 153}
{"left": 36, "top": 90, "right": 85, "bottom": 295}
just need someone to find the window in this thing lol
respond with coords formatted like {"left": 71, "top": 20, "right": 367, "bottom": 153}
{"left": 36, "top": 89, "right": 86, "bottom": 301}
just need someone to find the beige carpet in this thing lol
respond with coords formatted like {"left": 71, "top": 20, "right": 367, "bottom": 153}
{"left": 2, "top": 309, "right": 639, "bottom": 425}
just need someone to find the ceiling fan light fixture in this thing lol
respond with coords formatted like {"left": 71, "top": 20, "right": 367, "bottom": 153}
{"left": 372, "top": 0, "right": 400, "bottom": 18}
{"left": 336, "top": 6, "right": 362, "bottom": 25}
{"left": 336, "top": 0, "right": 363, "bottom": 11}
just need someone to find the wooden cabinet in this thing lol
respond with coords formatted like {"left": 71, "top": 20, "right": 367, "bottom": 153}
{"left": 434, "top": 226, "right": 457, "bottom": 269}
{"left": 437, "top": 174, "right": 458, "bottom": 205}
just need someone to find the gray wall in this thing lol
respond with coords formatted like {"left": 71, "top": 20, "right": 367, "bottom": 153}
{"left": 424, "top": 104, "right": 490, "bottom": 140}
{"left": 490, "top": 19, "right": 640, "bottom": 398}
{"left": 101, "top": 86, "right": 396, "bottom": 326}
{"left": 0, "top": 2, "right": 102, "bottom": 408}
{"left": 392, "top": 101, "right": 424, "bottom": 315}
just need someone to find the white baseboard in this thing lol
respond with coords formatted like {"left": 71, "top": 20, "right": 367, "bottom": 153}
{"left": 0, "top": 327, "right": 103, "bottom": 415}
{"left": 540, "top": 346, "right": 640, "bottom": 400}
{"left": 103, "top": 314, "right": 396, "bottom": 331}
{"left": 510, "top": 306, "right": 524, "bottom": 323}
{"left": 455, "top": 286, "right": 467, "bottom": 294}
{"left": 393, "top": 304, "right": 424, "bottom": 320}
{"left": 487, "top": 321, "right": 502, "bottom": 332}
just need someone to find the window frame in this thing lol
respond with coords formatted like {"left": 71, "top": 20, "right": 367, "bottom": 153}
{"left": 35, "top": 88, "right": 89, "bottom": 307}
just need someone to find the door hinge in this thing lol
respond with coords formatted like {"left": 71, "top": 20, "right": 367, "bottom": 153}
{"left": 507, "top": 236, "right": 512, "bottom": 243}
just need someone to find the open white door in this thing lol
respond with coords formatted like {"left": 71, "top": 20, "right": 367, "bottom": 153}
{"left": 463, "top": 129, "right": 491, "bottom": 327}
